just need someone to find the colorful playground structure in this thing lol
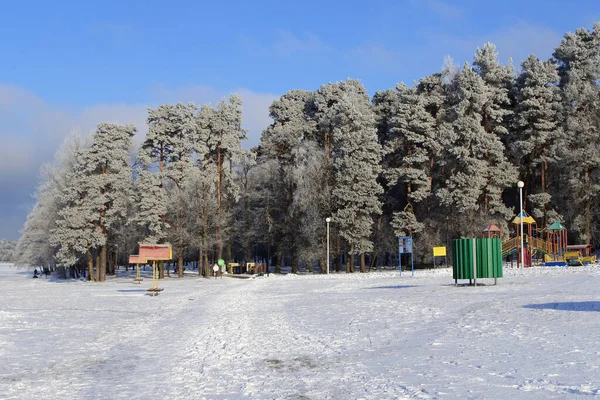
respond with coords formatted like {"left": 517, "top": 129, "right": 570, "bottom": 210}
{"left": 488, "top": 213, "right": 596, "bottom": 267}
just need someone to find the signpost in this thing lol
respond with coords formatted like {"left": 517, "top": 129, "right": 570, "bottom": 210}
{"left": 139, "top": 244, "right": 172, "bottom": 296}
{"left": 128, "top": 255, "right": 147, "bottom": 283}
{"left": 432, "top": 246, "right": 447, "bottom": 269}
{"left": 398, "top": 236, "right": 414, "bottom": 277}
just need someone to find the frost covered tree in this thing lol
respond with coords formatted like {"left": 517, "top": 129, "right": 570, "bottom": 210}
{"left": 472, "top": 43, "right": 517, "bottom": 218}
{"left": 385, "top": 83, "right": 434, "bottom": 237}
{"left": 163, "top": 103, "right": 196, "bottom": 278}
{"left": 0, "top": 240, "right": 16, "bottom": 262}
{"left": 52, "top": 123, "right": 135, "bottom": 281}
{"left": 374, "top": 73, "right": 451, "bottom": 264}
{"left": 314, "top": 80, "right": 383, "bottom": 272}
{"left": 138, "top": 103, "right": 196, "bottom": 278}
{"left": 553, "top": 23, "right": 600, "bottom": 243}
{"left": 512, "top": 55, "right": 563, "bottom": 227}
{"left": 438, "top": 63, "right": 516, "bottom": 236}
{"left": 184, "top": 165, "right": 218, "bottom": 276}
{"left": 198, "top": 95, "right": 246, "bottom": 262}
{"left": 15, "top": 133, "right": 88, "bottom": 272}
{"left": 260, "top": 90, "right": 313, "bottom": 273}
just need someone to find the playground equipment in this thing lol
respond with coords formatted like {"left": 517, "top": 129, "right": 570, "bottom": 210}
{"left": 139, "top": 244, "right": 172, "bottom": 296}
{"left": 452, "top": 238, "right": 503, "bottom": 285}
{"left": 482, "top": 223, "right": 503, "bottom": 239}
{"left": 128, "top": 255, "right": 147, "bottom": 283}
{"left": 564, "top": 244, "right": 596, "bottom": 266}
{"left": 499, "top": 212, "right": 554, "bottom": 267}
{"left": 499, "top": 214, "right": 596, "bottom": 267}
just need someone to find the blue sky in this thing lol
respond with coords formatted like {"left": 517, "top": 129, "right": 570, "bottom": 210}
{"left": 1, "top": 0, "right": 599, "bottom": 240}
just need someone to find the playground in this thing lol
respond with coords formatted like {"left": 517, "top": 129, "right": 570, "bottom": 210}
{"left": 2, "top": 263, "right": 600, "bottom": 399}
{"left": 496, "top": 212, "right": 597, "bottom": 268}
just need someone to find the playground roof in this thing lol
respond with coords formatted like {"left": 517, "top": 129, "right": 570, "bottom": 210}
{"left": 482, "top": 223, "right": 502, "bottom": 232}
{"left": 547, "top": 221, "right": 566, "bottom": 231}
{"left": 512, "top": 211, "right": 536, "bottom": 225}
{"left": 566, "top": 244, "right": 594, "bottom": 251}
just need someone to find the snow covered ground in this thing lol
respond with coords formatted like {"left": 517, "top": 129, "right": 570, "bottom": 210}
{"left": 1, "top": 263, "right": 600, "bottom": 399}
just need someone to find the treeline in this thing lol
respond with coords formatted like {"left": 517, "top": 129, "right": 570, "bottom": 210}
{"left": 14, "top": 23, "right": 600, "bottom": 278}
{"left": 0, "top": 239, "right": 16, "bottom": 262}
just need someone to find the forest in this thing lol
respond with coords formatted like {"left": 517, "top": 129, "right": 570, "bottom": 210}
{"left": 0, "top": 239, "right": 16, "bottom": 262}
{"left": 13, "top": 23, "right": 600, "bottom": 280}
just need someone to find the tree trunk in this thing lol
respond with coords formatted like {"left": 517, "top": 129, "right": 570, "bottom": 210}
{"left": 334, "top": 235, "right": 341, "bottom": 272}
{"left": 360, "top": 253, "right": 366, "bottom": 273}
{"left": 244, "top": 179, "right": 251, "bottom": 263}
{"left": 217, "top": 143, "right": 223, "bottom": 260}
{"left": 369, "top": 254, "right": 378, "bottom": 271}
{"left": 585, "top": 167, "right": 592, "bottom": 244}
{"left": 203, "top": 252, "right": 210, "bottom": 277}
{"left": 198, "top": 248, "right": 203, "bottom": 276}
{"left": 346, "top": 247, "right": 353, "bottom": 273}
{"left": 99, "top": 245, "right": 107, "bottom": 282}
{"left": 108, "top": 249, "right": 116, "bottom": 276}
{"left": 87, "top": 249, "right": 94, "bottom": 281}
{"left": 274, "top": 249, "right": 282, "bottom": 274}
{"left": 95, "top": 254, "right": 100, "bottom": 282}
{"left": 541, "top": 160, "right": 547, "bottom": 228}
{"left": 178, "top": 252, "right": 184, "bottom": 278}
{"left": 159, "top": 260, "right": 165, "bottom": 279}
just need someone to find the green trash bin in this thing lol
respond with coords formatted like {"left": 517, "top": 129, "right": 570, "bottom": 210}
{"left": 452, "top": 238, "right": 503, "bottom": 282}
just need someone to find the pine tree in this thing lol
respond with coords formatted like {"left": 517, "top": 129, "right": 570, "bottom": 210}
{"left": 199, "top": 95, "right": 246, "bottom": 262}
{"left": 15, "top": 133, "right": 88, "bottom": 271}
{"left": 53, "top": 123, "right": 135, "bottom": 281}
{"left": 512, "top": 54, "right": 563, "bottom": 227}
{"left": 314, "top": 79, "right": 383, "bottom": 272}
{"left": 138, "top": 103, "right": 196, "bottom": 278}
{"left": 553, "top": 23, "right": 600, "bottom": 244}
{"left": 259, "top": 90, "right": 313, "bottom": 273}
{"left": 472, "top": 43, "right": 517, "bottom": 218}
{"left": 438, "top": 63, "right": 516, "bottom": 236}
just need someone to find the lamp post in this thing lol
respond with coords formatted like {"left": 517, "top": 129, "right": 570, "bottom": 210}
{"left": 517, "top": 181, "right": 525, "bottom": 268}
{"left": 326, "top": 217, "right": 331, "bottom": 274}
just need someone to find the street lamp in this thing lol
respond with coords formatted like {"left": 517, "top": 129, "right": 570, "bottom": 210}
{"left": 326, "top": 217, "right": 331, "bottom": 274}
{"left": 517, "top": 181, "right": 525, "bottom": 268}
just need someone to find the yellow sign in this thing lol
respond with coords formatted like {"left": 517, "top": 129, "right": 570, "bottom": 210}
{"left": 433, "top": 247, "right": 446, "bottom": 257}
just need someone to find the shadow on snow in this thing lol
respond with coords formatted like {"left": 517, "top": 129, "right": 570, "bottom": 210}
{"left": 523, "top": 301, "right": 600, "bottom": 312}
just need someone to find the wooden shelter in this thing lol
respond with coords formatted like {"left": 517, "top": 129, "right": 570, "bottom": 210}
{"left": 545, "top": 221, "right": 568, "bottom": 260}
{"left": 482, "top": 223, "right": 503, "bottom": 239}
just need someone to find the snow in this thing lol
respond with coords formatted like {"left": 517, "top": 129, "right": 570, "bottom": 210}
{"left": 2, "top": 263, "right": 600, "bottom": 399}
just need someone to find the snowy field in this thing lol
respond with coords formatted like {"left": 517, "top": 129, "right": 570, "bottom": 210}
{"left": 1, "top": 263, "right": 600, "bottom": 399}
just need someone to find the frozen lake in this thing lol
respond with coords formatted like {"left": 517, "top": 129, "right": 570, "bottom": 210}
{"left": 1, "top": 263, "right": 600, "bottom": 399}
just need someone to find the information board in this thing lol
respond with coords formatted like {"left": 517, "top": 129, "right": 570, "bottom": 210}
{"left": 398, "top": 236, "right": 413, "bottom": 254}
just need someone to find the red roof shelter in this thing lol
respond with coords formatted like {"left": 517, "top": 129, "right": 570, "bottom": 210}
{"left": 482, "top": 223, "right": 503, "bottom": 239}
